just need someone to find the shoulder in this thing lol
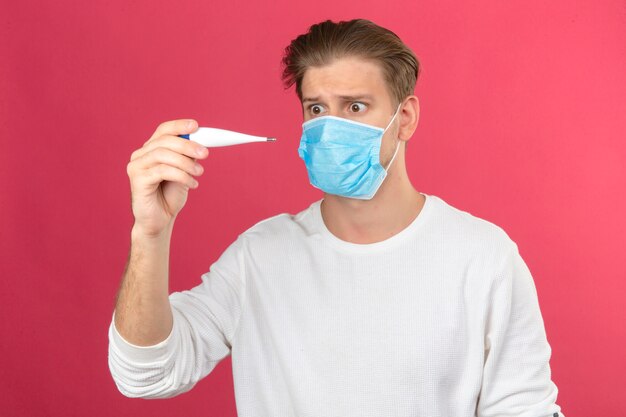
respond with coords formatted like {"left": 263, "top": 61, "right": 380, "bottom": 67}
{"left": 235, "top": 201, "right": 319, "bottom": 247}
{"left": 428, "top": 194, "right": 518, "bottom": 259}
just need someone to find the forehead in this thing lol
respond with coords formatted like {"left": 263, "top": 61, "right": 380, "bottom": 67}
{"left": 301, "top": 56, "right": 390, "bottom": 101}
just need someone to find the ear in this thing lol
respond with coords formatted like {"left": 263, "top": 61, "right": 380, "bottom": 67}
{"left": 398, "top": 95, "right": 419, "bottom": 141}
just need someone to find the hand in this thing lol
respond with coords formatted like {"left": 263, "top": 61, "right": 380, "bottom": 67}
{"left": 126, "top": 119, "right": 208, "bottom": 237}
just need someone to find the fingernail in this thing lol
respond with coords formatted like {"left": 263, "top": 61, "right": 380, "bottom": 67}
{"left": 196, "top": 147, "right": 207, "bottom": 157}
{"left": 186, "top": 120, "right": 194, "bottom": 130}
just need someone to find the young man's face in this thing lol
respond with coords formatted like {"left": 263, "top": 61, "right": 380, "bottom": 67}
{"left": 300, "top": 56, "right": 402, "bottom": 169}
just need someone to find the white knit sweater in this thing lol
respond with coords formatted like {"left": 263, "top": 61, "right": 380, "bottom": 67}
{"left": 108, "top": 192, "right": 564, "bottom": 417}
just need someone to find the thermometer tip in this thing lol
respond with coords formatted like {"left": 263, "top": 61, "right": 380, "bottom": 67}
{"left": 267, "top": 137, "right": 277, "bottom": 142}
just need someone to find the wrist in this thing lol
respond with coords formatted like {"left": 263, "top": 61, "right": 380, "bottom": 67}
{"left": 131, "top": 220, "right": 175, "bottom": 243}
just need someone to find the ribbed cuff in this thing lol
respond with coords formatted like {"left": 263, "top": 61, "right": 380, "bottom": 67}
{"left": 108, "top": 311, "right": 177, "bottom": 363}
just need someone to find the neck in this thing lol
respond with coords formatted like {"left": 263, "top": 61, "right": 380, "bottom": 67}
{"left": 320, "top": 153, "right": 425, "bottom": 244}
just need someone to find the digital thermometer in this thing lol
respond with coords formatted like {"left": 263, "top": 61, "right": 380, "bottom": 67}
{"left": 179, "top": 127, "right": 276, "bottom": 147}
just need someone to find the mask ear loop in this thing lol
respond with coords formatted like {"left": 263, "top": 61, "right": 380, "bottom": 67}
{"left": 383, "top": 103, "right": 403, "bottom": 133}
{"left": 383, "top": 103, "right": 403, "bottom": 170}
{"left": 385, "top": 139, "right": 401, "bottom": 170}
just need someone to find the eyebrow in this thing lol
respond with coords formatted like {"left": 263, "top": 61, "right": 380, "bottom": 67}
{"left": 302, "top": 94, "right": 374, "bottom": 104}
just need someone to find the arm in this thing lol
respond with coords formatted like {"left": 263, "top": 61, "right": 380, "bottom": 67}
{"left": 108, "top": 119, "right": 223, "bottom": 397}
{"left": 108, "top": 234, "right": 246, "bottom": 399}
{"left": 114, "top": 118, "right": 208, "bottom": 346}
{"left": 476, "top": 243, "right": 565, "bottom": 417}
{"left": 114, "top": 225, "right": 174, "bottom": 347}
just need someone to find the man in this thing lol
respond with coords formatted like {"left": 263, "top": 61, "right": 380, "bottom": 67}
{"left": 109, "top": 19, "right": 564, "bottom": 417}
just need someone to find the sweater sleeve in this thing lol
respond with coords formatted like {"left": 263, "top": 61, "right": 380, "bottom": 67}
{"left": 476, "top": 242, "right": 564, "bottom": 417}
{"left": 107, "top": 234, "right": 247, "bottom": 398}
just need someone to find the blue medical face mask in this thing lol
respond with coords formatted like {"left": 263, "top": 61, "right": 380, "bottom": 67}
{"left": 298, "top": 104, "right": 402, "bottom": 200}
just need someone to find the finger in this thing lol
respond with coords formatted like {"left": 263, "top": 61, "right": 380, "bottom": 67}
{"left": 130, "top": 147, "right": 204, "bottom": 178}
{"left": 147, "top": 119, "right": 198, "bottom": 144}
{"left": 131, "top": 134, "right": 209, "bottom": 162}
{"left": 137, "top": 164, "right": 200, "bottom": 190}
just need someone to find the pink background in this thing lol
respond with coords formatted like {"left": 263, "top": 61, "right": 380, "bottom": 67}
{"left": 1, "top": 0, "right": 624, "bottom": 415}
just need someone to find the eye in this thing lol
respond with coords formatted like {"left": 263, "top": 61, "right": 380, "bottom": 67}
{"left": 349, "top": 102, "right": 367, "bottom": 113}
{"left": 309, "top": 104, "right": 326, "bottom": 116}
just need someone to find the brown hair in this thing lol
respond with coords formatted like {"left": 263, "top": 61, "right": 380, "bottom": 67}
{"left": 281, "top": 19, "right": 420, "bottom": 107}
